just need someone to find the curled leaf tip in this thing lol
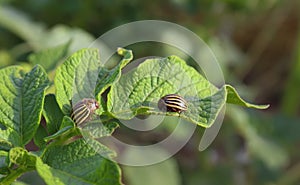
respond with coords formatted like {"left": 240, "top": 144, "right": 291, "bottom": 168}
{"left": 117, "top": 47, "right": 124, "bottom": 55}
{"left": 117, "top": 47, "right": 133, "bottom": 57}
{"left": 225, "top": 84, "right": 270, "bottom": 110}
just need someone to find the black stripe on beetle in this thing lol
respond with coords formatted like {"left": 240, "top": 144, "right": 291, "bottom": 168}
{"left": 158, "top": 94, "right": 188, "bottom": 113}
{"left": 71, "top": 98, "right": 99, "bottom": 125}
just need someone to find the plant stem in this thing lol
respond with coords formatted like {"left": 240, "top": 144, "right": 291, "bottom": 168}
{"left": 0, "top": 167, "right": 32, "bottom": 185}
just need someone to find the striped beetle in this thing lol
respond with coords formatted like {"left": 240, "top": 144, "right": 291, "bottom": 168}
{"left": 157, "top": 94, "right": 188, "bottom": 113}
{"left": 71, "top": 98, "right": 99, "bottom": 125}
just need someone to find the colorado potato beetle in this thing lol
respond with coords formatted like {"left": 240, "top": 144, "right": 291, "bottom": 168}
{"left": 157, "top": 94, "right": 188, "bottom": 113}
{"left": 71, "top": 98, "right": 99, "bottom": 125}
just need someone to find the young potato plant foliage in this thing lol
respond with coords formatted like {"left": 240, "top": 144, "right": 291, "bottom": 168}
{"left": 0, "top": 45, "right": 268, "bottom": 185}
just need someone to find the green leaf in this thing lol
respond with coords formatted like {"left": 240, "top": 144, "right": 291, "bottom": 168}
{"left": 0, "top": 129, "right": 20, "bottom": 149}
{"left": 107, "top": 55, "right": 222, "bottom": 127}
{"left": 44, "top": 116, "right": 75, "bottom": 142}
{"left": 0, "top": 140, "right": 13, "bottom": 151}
{"left": 81, "top": 118, "right": 119, "bottom": 139}
{"left": 225, "top": 85, "right": 269, "bottom": 109}
{"left": 29, "top": 42, "right": 70, "bottom": 72}
{"left": 0, "top": 65, "right": 49, "bottom": 146}
{"left": 54, "top": 48, "right": 100, "bottom": 115}
{"left": 36, "top": 157, "right": 90, "bottom": 185}
{"left": 108, "top": 55, "right": 268, "bottom": 127}
{"left": 80, "top": 118, "right": 119, "bottom": 158}
{"left": 58, "top": 116, "right": 118, "bottom": 157}
{"left": 79, "top": 118, "right": 119, "bottom": 158}
{"left": 41, "top": 139, "right": 122, "bottom": 185}
{"left": 1, "top": 148, "right": 37, "bottom": 184}
{"left": 148, "top": 86, "right": 226, "bottom": 128}
{"left": 43, "top": 94, "right": 64, "bottom": 134}
{"left": 43, "top": 126, "right": 72, "bottom": 143}
{"left": 8, "top": 147, "right": 36, "bottom": 167}
{"left": 59, "top": 116, "right": 75, "bottom": 130}
{"left": 94, "top": 48, "right": 133, "bottom": 115}
{"left": 72, "top": 49, "right": 100, "bottom": 105}
{"left": 33, "top": 125, "right": 48, "bottom": 149}
{"left": 95, "top": 48, "right": 133, "bottom": 101}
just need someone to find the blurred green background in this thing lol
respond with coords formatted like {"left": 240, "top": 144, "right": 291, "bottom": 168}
{"left": 1, "top": 0, "right": 300, "bottom": 185}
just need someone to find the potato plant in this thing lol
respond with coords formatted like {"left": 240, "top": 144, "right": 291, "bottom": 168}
{"left": 0, "top": 45, "right": 268, "bottom": 185}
